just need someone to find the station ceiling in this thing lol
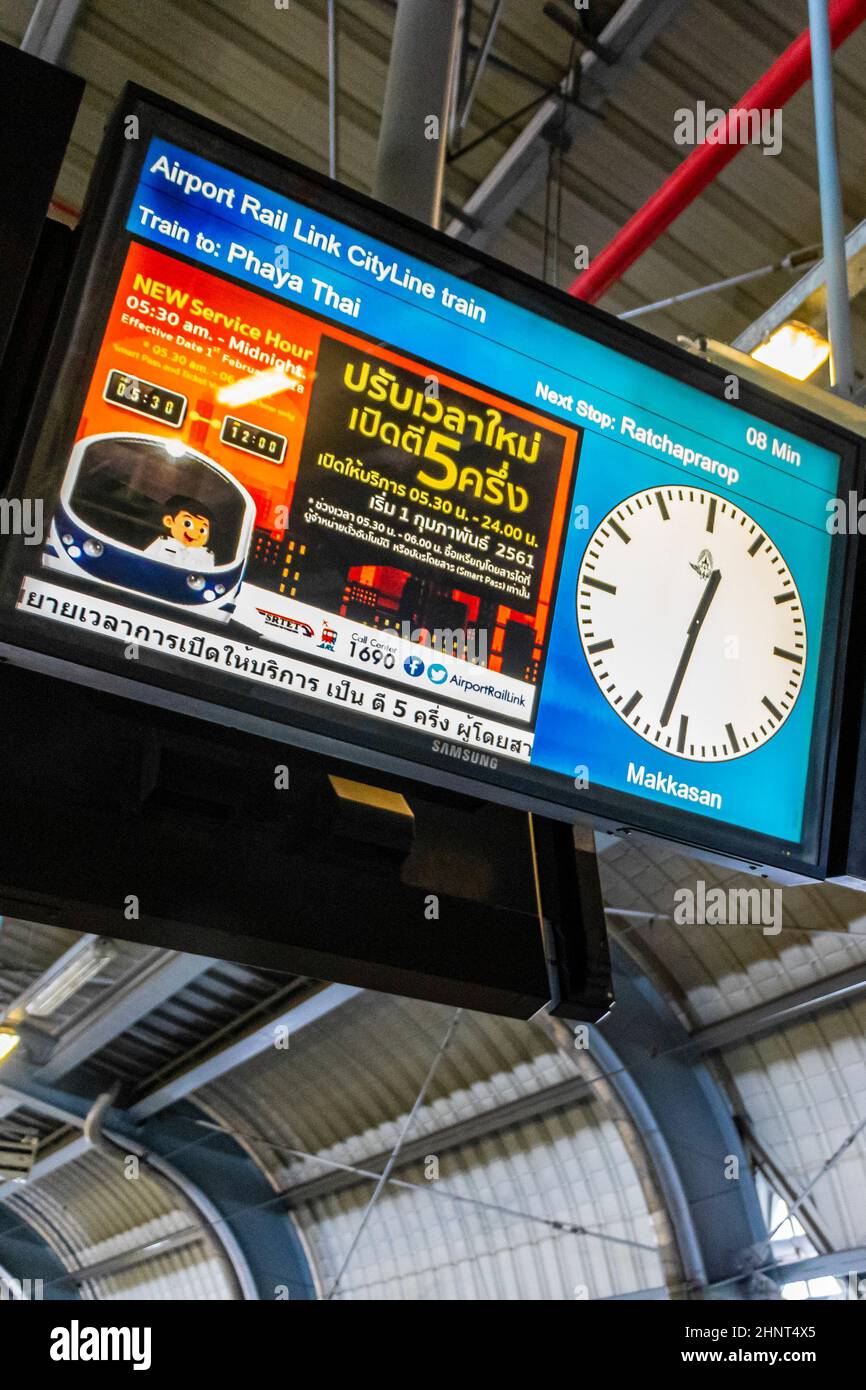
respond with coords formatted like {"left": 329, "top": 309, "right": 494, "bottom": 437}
{"left": 3, "top": 0, "right": 865, "bottom": 381}
{"left": 1, "top": 0, "right": 865, "bottom": 1301}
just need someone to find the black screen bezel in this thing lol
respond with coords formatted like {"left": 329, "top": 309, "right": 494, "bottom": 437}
{"left": 0, "top": 85, "right": 861, "bottom": 882}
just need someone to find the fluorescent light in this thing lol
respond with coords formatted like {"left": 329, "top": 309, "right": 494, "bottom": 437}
{"left": 217, "top": 367, "right": 293, "bottom": 407}
{"left": 751, "top": 321, "right": 831, "bottom": 381}
{"left": 25, "top": 938, "right": 116, "bottom": 1018}
{"left": 0, "top": 1028, "right": 20, "bottom": 1065}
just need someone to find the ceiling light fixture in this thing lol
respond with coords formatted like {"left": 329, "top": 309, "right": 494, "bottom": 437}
{"left": 25, "top": 938, "right": 117, "bottom": 1019}
{"left": 750, "top": 321, "right": 832, "bottom": 381}
{"left": 0, "top": 1027, "right": 20, "bottom": 1065}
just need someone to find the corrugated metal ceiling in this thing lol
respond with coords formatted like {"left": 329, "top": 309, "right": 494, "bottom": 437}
{"left": 3, "top": 0, "right": 864, "bottom": 379}
{"left": 598, "top": 835, "right": 866, "bottom": 1029}
{"left": 4, "top": 1147, "right": 236, "bottom": 1299}
{"left": 82, "top": 962, "right": 306, "bottom": 1096}
{"left": 198, "top": 991, "right": 668, "bottom": 1298}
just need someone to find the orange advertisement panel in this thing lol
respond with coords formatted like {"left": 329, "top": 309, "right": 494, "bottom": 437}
{"left": 78, "top": 241, "right": 322, "bottom": 531}
{"left": 45, "top": 239, "right": 579, "bottom": 721}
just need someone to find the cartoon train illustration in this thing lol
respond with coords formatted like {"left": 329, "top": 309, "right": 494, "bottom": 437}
{"left": 43, "top": 432, "right": 256, "bottom": 623}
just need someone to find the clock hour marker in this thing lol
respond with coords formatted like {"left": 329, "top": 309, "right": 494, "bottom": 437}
{"left": 655, "top": 491, "right": 670, "bottom": 520}
{"left": 706, "top": 496, "right": 717, "bottom": 533}
{"left": 774, "top": 591, "right": 796, "bottom": 604}
{"left": 584, "top": 577, "right": 617, "bottom": 595}
{"left": 773, "top": 646, "right": 802, "bottom": 663}
{"left": 725, "top": 723, "right": 740, "bottom": 753}
{"left": 587, "top": 638, "right": 614, "bottom": 654}
{"left": 748, "top": 533, "right": 765, "bottom": 557}
{"left": 762, "top": 695, "right": 783, "bottom": 721}
{"left": 677, "top": 714, "right": 688, "bottom": 753}
{"left": 622, "top": 690, "right": 642, "bottom": 717}
{"left": 609, "top": 517, "right": 631, "bottom": 544}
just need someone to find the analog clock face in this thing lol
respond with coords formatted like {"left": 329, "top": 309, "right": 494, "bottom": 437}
{"left": 576, "top": 486, "right": 807, "bottom": 762}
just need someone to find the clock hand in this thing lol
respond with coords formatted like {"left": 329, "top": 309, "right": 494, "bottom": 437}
{"left": 659, "top": 568, "right": 722, "bottom": 729}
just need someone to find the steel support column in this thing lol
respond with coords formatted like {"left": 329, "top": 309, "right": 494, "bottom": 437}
{"left": 808, "top": 0, "right": 857, "bottom": 396}
{"left": 134, "top": 1107, "right": 316, "bottom": 1302}
{"left": 373, "top": 0, "right": 461, "bottom": 227}
{"left": 590, "top": 943, "right": 768, "bottom": 1296}
{"left": 327, "top": 0, "right": 339, "bottom": 181}
{"left": 569, "top": 0, "right": 866, "bottom": 303}
{"left": 20, "top": 0, "right": 82, "bottom": 65}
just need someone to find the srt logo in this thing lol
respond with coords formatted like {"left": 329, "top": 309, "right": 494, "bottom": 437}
{"left": 690, "top": 548, "right": 714, "bottom": 581}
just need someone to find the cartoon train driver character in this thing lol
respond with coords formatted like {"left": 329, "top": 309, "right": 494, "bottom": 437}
{"left": 145, "top": 494, "right": 216, "bottom": 571}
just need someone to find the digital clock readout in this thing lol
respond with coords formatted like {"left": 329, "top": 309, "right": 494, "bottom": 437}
{"left": 103, "top": 370, "right": 187, "bottom": 427}
{"left": 220, "top": 416, "right": 287, "bottom": 463}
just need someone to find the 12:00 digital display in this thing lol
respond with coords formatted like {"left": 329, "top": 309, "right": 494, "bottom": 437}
{"left": 221, "top": 416, "right": 286, "bottom": 463}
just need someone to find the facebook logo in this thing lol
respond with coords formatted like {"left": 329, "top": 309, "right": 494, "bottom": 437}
{"left": 404, "top": 656, "right": 425, "bottom": 677}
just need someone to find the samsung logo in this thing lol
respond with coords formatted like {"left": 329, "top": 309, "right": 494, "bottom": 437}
{"left": 432, "top": 739, "right": 498, "bottom": 769}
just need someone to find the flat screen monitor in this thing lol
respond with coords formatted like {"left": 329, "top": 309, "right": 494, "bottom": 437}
{"left": 0, "top": 87, "right": 861, "bottom": 881}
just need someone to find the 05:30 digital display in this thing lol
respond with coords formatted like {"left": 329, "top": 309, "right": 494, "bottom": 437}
{"left": 103, "top": 369, "right": 187, "bottom": 427}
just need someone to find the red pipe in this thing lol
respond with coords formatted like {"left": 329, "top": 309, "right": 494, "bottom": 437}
{"left": 568, "top": 0, "right": 866, "bottom": 304}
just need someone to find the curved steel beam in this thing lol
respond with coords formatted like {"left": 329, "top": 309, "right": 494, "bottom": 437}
{"left": 133, "top": 1106, "right": 316, "bottom": 1302}
{"left": 591, "top": 943, "right": 768, "bottom": 1295}
{"left": 587, "top": 1017, "right": 706, "bottom": 1292}
{"left": 0, "top": 1203, "right": 80, "bottom": 1300}
{"left": 0, "top": 1077, "right": 315, "bottom": 1301}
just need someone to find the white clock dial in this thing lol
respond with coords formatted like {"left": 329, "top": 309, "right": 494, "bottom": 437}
{"left": 576, "top": 486, "right": 806, "bottom": 762}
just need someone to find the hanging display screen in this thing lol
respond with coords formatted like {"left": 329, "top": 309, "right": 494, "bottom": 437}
{"left": 0, "top": 89, "right": 860, "bottom": 880}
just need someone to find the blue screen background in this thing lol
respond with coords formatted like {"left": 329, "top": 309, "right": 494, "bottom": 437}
{"left": 126, "top": 138, "right": 842, "bottom": 845}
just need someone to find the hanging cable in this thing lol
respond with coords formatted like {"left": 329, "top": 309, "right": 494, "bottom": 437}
{"left": 326, "top": 1008, "right": 462, "bottom": 1299}
{"left": 192, "top": 1118, "right": 659, "bottom": 1255}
